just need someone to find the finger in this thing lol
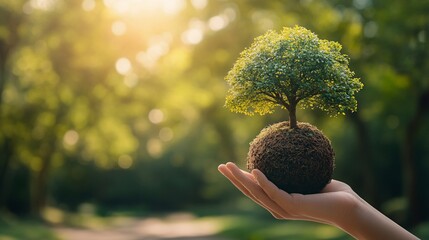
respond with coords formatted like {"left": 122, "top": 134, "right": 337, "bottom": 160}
{"left": 252, "top": 169, "right": 330, "bottom": 224}
{"left": 225, "top": 163, "right": 290, "bottom": 218}
{"left": 251, "top": 169, "right": 293, "bottom": 203}
{"left": 218, "top": 164, "right": 283, "bottom": 219}
{"left": 321, "top": 180, "right": 363, "bottom": 204}
{"left": 321, "top": 180, "right": 350, "bottom": 193}
{"left": 218, "top": 164, "right": 254, "bottom": 198}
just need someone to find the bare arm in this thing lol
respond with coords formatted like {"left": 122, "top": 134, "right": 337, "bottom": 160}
{"left": 218, "top": 162, "right": 418, "bottom": 240}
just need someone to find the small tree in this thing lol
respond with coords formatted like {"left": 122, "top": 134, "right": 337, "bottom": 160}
{"left": 225, "top": 26, "right": 363, "bottom": 128}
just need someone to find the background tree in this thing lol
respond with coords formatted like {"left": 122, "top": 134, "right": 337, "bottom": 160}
{"left": 0, "top": 0, "right": 427, "bottom": 233}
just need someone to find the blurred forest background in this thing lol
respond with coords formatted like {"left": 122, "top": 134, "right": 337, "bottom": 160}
{"left": 0, "top": 0, "right": 428, "bottom": 239}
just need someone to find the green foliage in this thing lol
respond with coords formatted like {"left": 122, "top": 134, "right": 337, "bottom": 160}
{"left": 0, "top": 216, "right": 60, "bottom": 240}
{"left": 225, "top": 26, "right": 363, "bottom": 117}
{"left": 0, "top": 0, "right": 428, "bottom": 231}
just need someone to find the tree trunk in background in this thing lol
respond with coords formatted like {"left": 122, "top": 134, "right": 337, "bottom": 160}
{"left": 0, "top": 8, "right": 21, "bottom": 212}
{"left": 0, "top": 138, "right": 13, "bottom": 209}
{"left": 403, "top": 90, "right": 429, "bottom": 227}
{"left": 30, "top": 108, "right": 64, "bottom": 217}
{"left": 349, "top": 112, "right": 379, "bottom": 208}
{"left": 0, "top": 35, "right": 12, "bottom": 211}
{"left": 31, "top": 142, "right": 54, "bottom": 217}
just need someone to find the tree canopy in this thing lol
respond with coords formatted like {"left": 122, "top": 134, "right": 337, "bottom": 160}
{"left": 225, "top": 26, "right": 363, "bottom": 128}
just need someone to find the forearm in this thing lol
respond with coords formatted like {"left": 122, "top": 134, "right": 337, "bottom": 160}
{"left": 337, "top": 201, "right": 418, "bottom": 240}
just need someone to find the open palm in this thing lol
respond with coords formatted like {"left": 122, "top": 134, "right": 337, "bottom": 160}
{"left": 218, "top": 162, "right": 361, "bottom": 226}
{"left": 218, "top": 162, "right": 418, "bottom": 240}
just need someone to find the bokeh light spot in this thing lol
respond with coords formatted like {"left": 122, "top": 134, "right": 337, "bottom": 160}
{"left": 162, "top": 0, "right": 186, "bottom": 15}
{"left": 191, "top": 0, "right": 207, "bottom": 10}
{"left": 123, "top": 73, "right": 139, "bottom": 88}
{"left": 82, "top": 0, "right": 96, "bottom": 11}
{"left": 148, "top": 109, "right": 164, "bottom": 124}
{"left": 208, "top": 15, "right": 228, "bottom": 31}
{"left": 63, "top": 130, "right": 79, "bottom": 146}
{"left": 29, "top": 0, "right": 56, "bottom": 11}
{"left": 118, "top": 155, "right": 133, "bottom": 169}
{"left": 115, "top": 57, "right": 132, "bottom": 75}
{"left": 159, "top": 127, "right": 174, "bottom": 142}
{"left": 223, "top": 7, "right": 237, "bottom": 22}
{"left": 364, "top": 21, "right": 378, "bottom": 38}
{"left": 181, "top": 28, "right": 203, "bottom": 45}
{"left": 112, "top": 21, "right": 127, "bottom": 36}
{"left": 147, "top": 138, "right": 162, "bottom": 157}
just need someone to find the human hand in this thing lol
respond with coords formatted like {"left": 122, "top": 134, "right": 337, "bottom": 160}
{"left": 218, "top": 162, "right": 360, "bottom": 226}
{"left": 218, "top": 162, "right": 418, "bottom": 240}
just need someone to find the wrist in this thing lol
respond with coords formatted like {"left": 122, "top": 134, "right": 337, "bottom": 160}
{"left": 330, "top": 195, "right": 367, "bottom": 239}
{"left": 335, "top": 199, "right": 418, "bottom": 240}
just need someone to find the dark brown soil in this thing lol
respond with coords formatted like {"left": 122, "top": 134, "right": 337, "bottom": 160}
{"left": 247, "top": 121, "right": 334, "bottom": 194}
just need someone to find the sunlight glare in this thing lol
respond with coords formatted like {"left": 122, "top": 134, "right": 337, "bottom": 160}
{"left": 162, "top": 0, "right": 186, "bottom": 15}
{"left": 112, "top": 21, "right": 127, "bottom": 36}
{"left": 104, "top": 0, "right": 186, "bottom": 16}
{"left": 181, "top": 28, "right": 203, "bottom": 45}
{"left": 29, "top": 0, "right": 56, "bottom": 11}
{"left": 181, "top": 19, "right": 205, "bottom": 45}
{"left": 116, "top": 57, "right": 132, "bottom": 75}
{"left": 81, "top": 0, "right": 96, "bottom": 11}
{"left": 136, "top": 35, "right": 171, "bottom": 69}
{"left": 103, "top": 0, "right": 129, "bottom": 14}
{"left": 191, "top": 0, "right": 208, "bottom": 10}
{"left": 147, "top": 43, "right": 169, "bottom": 58}
{"left": 136, "top": 52, "right": 156, "bottom": 70}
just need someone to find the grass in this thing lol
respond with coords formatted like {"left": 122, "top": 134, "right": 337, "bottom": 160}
{"left": 1, "top": 202, "right": 427, "bottom": 240}
{"left": 0, "top": 215, "right": 60, "bottom": 240}
{"left": 195, "top": 212, "right": 352, "bottom": 240}
{"left": 187, "top": 200, "right": 353, "bottom": 240}
{"left": 1, "top": 205, "right": 352, "bottom": 240}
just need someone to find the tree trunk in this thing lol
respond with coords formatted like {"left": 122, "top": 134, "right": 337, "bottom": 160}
{"left": 349, "top": 112, "right": 378, "bottom": 207}
{"left": 31, "top": 143, "right": 54, "bottom": 217}
{"left": 0, "top": 138, "right": 13, "bottom": 209}
{"left": 0, "top": 35, "right": 12, "bottom": 211}
{"left": 0, "top": 9, "right": 20, "bottom": 210}
{"left": 29, "top": 109, "right": 64, "bottom": 217}
{"left": 402, "top": 90, "right": 429, "bottom": 227}
{"left": 289, "top": 103, "right": 297, "bottom": 129}
{"left": 403, "top": 126, "right": 420, "bottom": 227}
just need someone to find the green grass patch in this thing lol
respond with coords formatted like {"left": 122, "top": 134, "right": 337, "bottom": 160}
{"left": 187, "top": 200, "right": 352, "bottom": 239}
{"left": 0, "top": 215, "right": 60, "bottom": 240}
{"left": 206, "top": 214, "right": 352, "bottom": 240}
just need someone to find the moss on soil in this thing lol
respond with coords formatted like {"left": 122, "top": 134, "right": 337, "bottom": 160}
{"left": 247, "top": 121, "right": 335, "bottom": 194}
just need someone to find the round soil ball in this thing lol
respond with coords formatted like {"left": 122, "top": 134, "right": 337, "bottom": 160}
{"left": 247, "top": 121, "right": 335, "bottom": 194}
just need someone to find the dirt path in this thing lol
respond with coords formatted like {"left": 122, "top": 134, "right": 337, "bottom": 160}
{"left": 54, "top": 213, "right": 230, "bottom": 240}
